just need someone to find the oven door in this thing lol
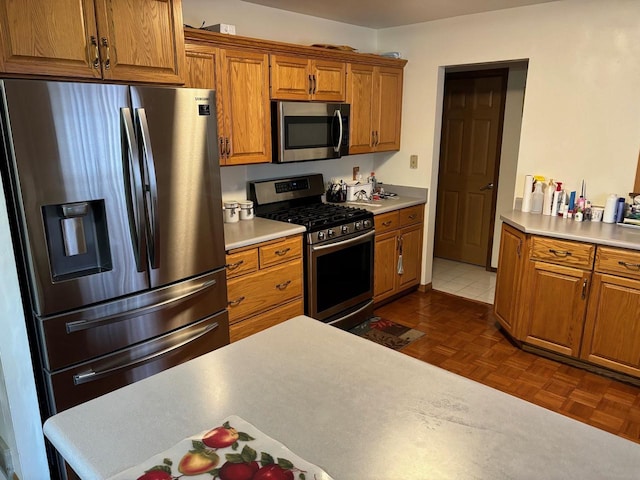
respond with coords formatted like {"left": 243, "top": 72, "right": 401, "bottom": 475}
{"left": 307, "top": 229, "right": 374, "bottom": 323}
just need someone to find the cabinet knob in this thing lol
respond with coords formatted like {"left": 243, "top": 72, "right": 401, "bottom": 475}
{"left": 549, "top": 249, "right": 572, "bottom": 257}
{"left": 228, "top": 296, "right": 246, "bottom": 307}
{"left": 618, "top": 260, "right": 640, "bottom": 270}
{"left": 89, "top": 36, "right": 100, "bottom": 69}
{"left": 226, "top": 260, "right": 244, "bottom": 270}
{"left": 275, "top": 247, "right": 291, "bottom": 256}
{"left": 101, "top": 37, "right": 111, "bottom": 70}
{"left": 276, "top": 280, "right": 291, "bottom": 290}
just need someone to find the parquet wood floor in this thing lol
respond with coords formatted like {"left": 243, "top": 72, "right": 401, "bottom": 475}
{"left": 374, "top": 289, "right": 640, "bottom": 444}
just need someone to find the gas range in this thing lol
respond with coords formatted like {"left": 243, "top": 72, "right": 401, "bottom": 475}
{"left": 249, "top": 174, "right": 375, "bottom": 329}
{"left": 249, "top": 174, "right": 374, "bottom": 244}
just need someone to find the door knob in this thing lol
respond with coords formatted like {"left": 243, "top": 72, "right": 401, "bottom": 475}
{"left": 480, "top": 183, "right": 494, "bottom": 191}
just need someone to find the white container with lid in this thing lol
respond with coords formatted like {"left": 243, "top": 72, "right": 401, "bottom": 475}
{"left": 239, "top": 200, "right": 254, "bottom": 220}
{"left": 223, "top": 200, "right": 239, "bottom": 223}
{"left": 602, "top": 194, "right": 618, "bottom": 223}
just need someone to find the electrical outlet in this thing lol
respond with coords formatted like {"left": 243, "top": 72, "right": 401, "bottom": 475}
{"left": 410, "top": 155, "right": 418, "bottom": 169}
{"left": 352, "top": 166, "right": 359, "bottom": 180}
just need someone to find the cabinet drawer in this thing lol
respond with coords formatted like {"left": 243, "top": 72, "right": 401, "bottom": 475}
{"left": 225, "top": 249, "right": 259, "bottom": 278}
{"left": 375, "top": 211, "right": 399, "bottom": 234}
{"left": 227, "top": 259, "right": 303, "bottom": 323}
{"left": 230, "top": 298, "right": 304, "bottom": 343}
{"left": 398, "top": 205, "right": 424, "bottom": 227}
{"left": 259, "top": 236, "right": 302, "bottom": 268}
{"left": 595, "top": 246, "right": 640, "bottom": 280}
{"left": 530, "top": 236, "right": 594, "bottom": 269}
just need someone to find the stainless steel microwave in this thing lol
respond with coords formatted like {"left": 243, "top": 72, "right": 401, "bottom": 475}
{"left": 272, "top": 101, "right": 350, "bottom": 163}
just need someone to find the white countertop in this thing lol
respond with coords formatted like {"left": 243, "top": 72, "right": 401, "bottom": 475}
{"left": 224, "top": 217, "right": 306, "bottom": 250}
{"left": 502, "top": 210, "right": 640, "bottom": 250}
{"left": 44, "top": 316, "right": 640, "bottom": 480}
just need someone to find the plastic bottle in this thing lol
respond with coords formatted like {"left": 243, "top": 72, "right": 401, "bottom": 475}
{"left": 551, "top": 181, "right": 562, "bottom": 216}
{"left": 531, "top": 181, "right": 544, "bottom": 213}
{"left": 369, "top": 172, "right": 377, "bottom": 193}
{"left": 542, "top": 179, "right": 554, "bottom": 215}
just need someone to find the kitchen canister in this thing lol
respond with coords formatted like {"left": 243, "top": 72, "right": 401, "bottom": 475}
{"left": 239, "top": 200, "right": 254, "bottom": 220}
{"left": 223, "top": 200, "right": 239, "bottom": 223}
{"left": 602, "top": 194, "right": 618, "bottom": 223}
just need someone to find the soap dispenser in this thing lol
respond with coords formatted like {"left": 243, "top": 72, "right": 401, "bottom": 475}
{"left": 531, "top": 181, "right": 544, "bottom": 214}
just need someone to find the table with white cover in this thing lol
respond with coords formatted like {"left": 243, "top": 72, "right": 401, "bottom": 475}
{"left": 44, "top": 316, "right": 640, "bottom": 479}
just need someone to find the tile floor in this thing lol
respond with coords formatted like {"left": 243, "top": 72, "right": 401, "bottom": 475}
{"left": 431, "top": 257, "right": 496, "bottom": 304}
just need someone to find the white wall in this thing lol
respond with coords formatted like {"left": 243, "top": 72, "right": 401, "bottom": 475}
{"left": 0, "top": 174, "right": 49, "bottom": 479}
{"left": 377, "top": 0, "right": 640, "bottom": 282}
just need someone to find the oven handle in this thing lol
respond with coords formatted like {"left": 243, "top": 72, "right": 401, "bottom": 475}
{"left": 333, "top": 108, "right": 343, "bottom": 153}
{"left": 311, "top": 229, "right": 375, "bottom": 252}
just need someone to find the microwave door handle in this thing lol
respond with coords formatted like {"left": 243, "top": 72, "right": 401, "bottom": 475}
{"left": 333, "top": 108, "right": 343, "bottom": 153}
{"left": 135, "top": 108, "right": 161, "bottom": 269}
{"left": 120, "top": 108, "right": 146, "bottom": 272}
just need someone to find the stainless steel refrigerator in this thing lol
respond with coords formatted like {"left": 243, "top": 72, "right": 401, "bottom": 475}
{"left": 0, "top": 80, "right": 229, "bottom": 419}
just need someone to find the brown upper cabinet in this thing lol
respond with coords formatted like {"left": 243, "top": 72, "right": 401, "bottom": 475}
{"left": 184, "top": 43, "right": 271, "bottom": 165}
{"left": 183, "top": 28, "right": 406, "bottom": 165}
{"left": 0, "top": 0, "right": 185, "bottom": 84}
{"left": 347, "top": 64, "right": 403, "bottom": 154}
{"left": 270, "top": 54, "right": 346, "bottom": 102}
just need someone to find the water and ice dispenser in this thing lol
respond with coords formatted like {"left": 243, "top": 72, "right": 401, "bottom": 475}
{"left": 42, "top": 200, "right": 112, "bottom": 281}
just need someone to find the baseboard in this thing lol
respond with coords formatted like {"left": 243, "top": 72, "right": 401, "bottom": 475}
{"left": 418, "top": 283, "right": 432, "bottom": 292}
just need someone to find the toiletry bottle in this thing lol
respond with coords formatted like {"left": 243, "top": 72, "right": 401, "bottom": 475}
{"left": 370, "top": 172, "right": 377, "bottom": 193}
{"left": 543, "top": 179, "right": 554, "bottom": 215}
{"left": 551, "top": 181, "right": 562, "bottom": 216}
{"left": 531, "top": 181, "right": 544, "bottom": 213}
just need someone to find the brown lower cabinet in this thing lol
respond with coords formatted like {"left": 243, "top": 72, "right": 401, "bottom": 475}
{"left": 494, "top": 222, "right": 640, "bottom": 379}
{"left": 374, "top": 205, "right": 424, "bottom": 304}
{"left": 225, "top": 235, "right": 304, "bottom": 342}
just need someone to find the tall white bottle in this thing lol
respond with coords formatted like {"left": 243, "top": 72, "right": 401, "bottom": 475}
{"left": 522, "top": 175, "right": 534, "bottom": 212}
{"left": 531, "top": 181, "right": 544, "bottom": 214}
{"left": 542, "top": 179, "right": 555, "bottom": 215}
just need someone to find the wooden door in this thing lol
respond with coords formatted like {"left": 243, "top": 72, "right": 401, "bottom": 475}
{"left": 434, "top": 70, "right": 507, "bottom": 267}
{"left": 347, "top": 63, "right": 375, "bottom": 154}
{"left": 94, "top": 0, "right": 184, "bottom": 84}
{"left": 523, "top": 261, "right": 590, "bottom": 357}
{"left": 581, "top": 273, "right": 640, "bottom": 377}
{"left": 218, "top": 48, "right": 271, "bottom": 165}
{"left": 0, "top": 0, "right": 100, "bottom": 78}
{"left": 493, "top": 224, "right": 526, "bottom": 337}
{"left": 397, "top": 223, "right": 423, "bottom": 290}
{"left": 374, "top": 66, "right": 403, "bottom": 152}
{"left": 270, "top": 54, "right": 311, "bottom": 100}
{"left": 312, "top": 60, "right": 346, "bottom": 102}
{"left": 374, "top": 230, "right": 398, "bottom": 302}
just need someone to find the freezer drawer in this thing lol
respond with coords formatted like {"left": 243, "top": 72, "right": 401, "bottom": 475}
{"left": 46, "top": 309, "right": 229, "bottom": 414}
{"left": 39, "top": 268, "right": 227, "bottom": 371}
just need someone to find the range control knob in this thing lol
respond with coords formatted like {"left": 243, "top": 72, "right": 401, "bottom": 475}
{"left": 317, "top": 231, "right": 326, "bottom": 241}
{"left": 355, "top": 221, "right": 362, "bottom": 230}
{"left": 363, "top": 219, "right": 373, "bottom": 229}
{"left": 327, "top": 229, "right": 336, "bottom": 237}
{"left": 341, "top": 225, "right": 350, "bottom": 234}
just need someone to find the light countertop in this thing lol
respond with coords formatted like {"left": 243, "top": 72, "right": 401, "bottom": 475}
{"left": 44, "top": 315, "right": 640, "bottom": 480}
{"left": 224, "top": 185, "right": 428, "bottom": 250}
{"left": 224, "top": 217, "right": 306, "bottom": 251}
{"left": 501, "top": 210, "right": 640, "bottom": 250}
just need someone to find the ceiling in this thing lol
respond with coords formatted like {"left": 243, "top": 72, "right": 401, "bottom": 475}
{"left": 241, "top": 0, "right": 558, "bottom": 29}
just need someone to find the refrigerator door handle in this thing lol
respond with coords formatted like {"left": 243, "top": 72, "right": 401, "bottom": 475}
{"left": 72, "top": 320, "right": 221, "bottom": 385}
{"left": 120, "top": 107, "right": 146, "bottom": 272}
{"left": 135, "top": 107, "right": 161, "bottom": 269}
{"left": 65, "top": 279, "right": 217, "bottom": 333}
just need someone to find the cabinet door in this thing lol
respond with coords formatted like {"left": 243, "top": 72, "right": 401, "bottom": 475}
{"left": 581, "top": 273, "right": 640, "bottom": 377}
{"left": 94, "top": 0, "right": 185, "bottom": 84}
{"left": 0, "top": 0, "right": 100, "bottom": 78}
{"left": 374, "top": 66, "right": 403, "bottom": 152}
{"left": 523, "top": 261, "right": 590, "bottom": 357}
{"left": 312, "top": 60, "right": 346, "bottom": 102}
{"left": 270, "top": 54, "right": 311, "bottom": 100}
{"left": 218, "top": 48, "right": 271, "bottom": 165}
{"left": 494, "top": 224, "right": 526, "bottom": 337}
{"left": 397, "top": 223, "right": 423, "bottom": 290}
{"left": 347, "top": 63, "right": 375, "bottom": 154}
{"left": 374, "top": 230, "right": 398, "bottom": 302}
{"left": 184, "top": 44, "right": 225, "bottom": 162}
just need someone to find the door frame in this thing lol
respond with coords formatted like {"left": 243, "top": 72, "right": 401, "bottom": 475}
{"left": 423, "top": 58, "right": 529, "bottom": 278}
